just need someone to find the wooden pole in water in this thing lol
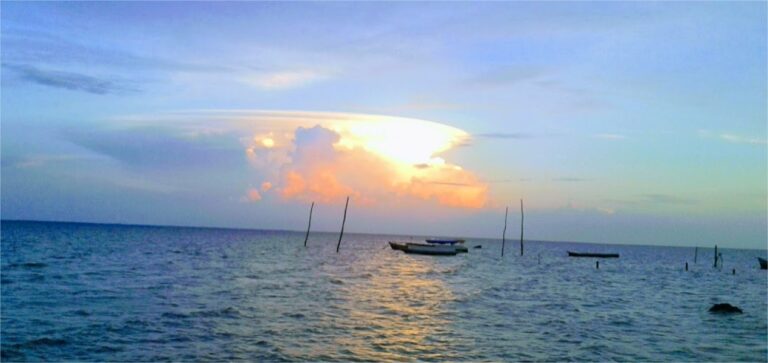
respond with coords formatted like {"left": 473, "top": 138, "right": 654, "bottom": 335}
{"left": 714, "top": 245, "right": 718, "bottom": 268}
{"left": 694, "top": 246, "right": 698, "bottom": 264}
{"left": 336, "top": 196, "right": 350, "bottom": 253}
{"left": 520, "top": 199, "right": 525, "bottom": 256}
{"left": 501, "top": 206, "right": 508, "bottom": 257}
{"left": 303, "top": 202, "right": 314, "bottom": 247}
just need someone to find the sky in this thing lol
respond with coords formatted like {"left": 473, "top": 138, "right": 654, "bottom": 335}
{"left": 1, "top": 2, "right": 766, "bottom": 249}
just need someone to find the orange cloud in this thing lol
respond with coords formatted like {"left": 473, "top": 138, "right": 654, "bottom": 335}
{"left": 261, "top": 125, "right": 487, "bottom": 208}
{"left": 245, "top": 188, "right": 262, "bottom": 202}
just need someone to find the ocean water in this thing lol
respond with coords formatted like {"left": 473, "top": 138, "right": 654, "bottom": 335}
{"left": 1, "top": 220, "right": 766, "bottom": 362}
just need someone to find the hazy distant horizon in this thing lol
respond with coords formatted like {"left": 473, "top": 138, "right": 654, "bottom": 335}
{"left": 3, "top": 218, "right": 765, "bottom": 251}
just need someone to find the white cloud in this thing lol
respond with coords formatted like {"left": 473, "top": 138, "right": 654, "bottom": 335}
{"left": 698, "top": 129, "right": 766, "bottom": 146}
{"left": 719, "top": 133, "right": 766, "bottom": 145}
{"left": 244, "top": 70, "right": 327, "bottom": 90}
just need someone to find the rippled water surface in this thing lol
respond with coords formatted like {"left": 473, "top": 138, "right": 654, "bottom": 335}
{"left": 2, "top": 220, "right": 766, "bottom": 361}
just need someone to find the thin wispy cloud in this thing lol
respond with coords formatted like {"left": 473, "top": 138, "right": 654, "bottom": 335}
{"left": 244, "top": 70, "right": 329, "bottom": 90}
{"left": 13, "top": 154, "right": 99, "bottom": 169}
{"left": 719, "top": 134, "right": 766, "bottom": 146}
{"left": 65, "top": 126, "right": 245, "bottom": 170}
{"left": 698, "top": 129, "right": 766, "bottom": 146}
{"left": 4, "top": 63, "right": 138, "bottom": 95}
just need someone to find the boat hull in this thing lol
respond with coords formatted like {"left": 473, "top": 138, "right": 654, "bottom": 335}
{"left": 389, "top": 241, "right": 408, "bottom": 251}
{"left": 404, "top": 243, "right": 458, "bottom": 256}
{"left": 567, "top": 251, "right": 619, "bottom": 258}
{"left": 425, "top": 238, "right": 465, "bottom": 244}
{"left": 759, "top": 257, "right": 767, "bottom": 270}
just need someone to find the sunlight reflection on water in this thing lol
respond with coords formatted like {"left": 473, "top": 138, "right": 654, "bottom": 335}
{"left": 1, "top": 221, "right": 766, "bottom": 362}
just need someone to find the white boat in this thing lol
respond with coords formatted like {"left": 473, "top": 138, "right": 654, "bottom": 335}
{"left": 404, "top": 243, "right": 458, "bottom": 256}
{"left": 425, "top": 238, "right": 467, "bottom": 253}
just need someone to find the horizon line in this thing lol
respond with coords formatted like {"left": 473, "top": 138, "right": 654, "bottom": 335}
{"left": 2, "top": 218, "right": 764, "bottom": 252}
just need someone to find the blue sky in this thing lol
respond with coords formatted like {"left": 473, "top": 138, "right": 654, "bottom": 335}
{"left": 2, "top": 2, "right": 766, "bottom": 248}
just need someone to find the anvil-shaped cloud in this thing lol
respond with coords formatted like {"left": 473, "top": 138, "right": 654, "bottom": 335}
{"left": 241, "top": 111, "right": 488, "bottom": 208}
{"left": 91, "top": 110, "right": 488, "bottom": 209}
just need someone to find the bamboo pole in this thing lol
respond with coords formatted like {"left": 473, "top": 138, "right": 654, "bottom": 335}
{"left": 501, "top": 206, "right": 508, "bottom": 257}
{"left": 714, "top": 245, "right": 718, "bottom": 268}
{"left": 303, "top": 202, "right": 314, "bottom": 247}
{"left": 520, "top": 199, "right": 524, "bottom": 256}
{"left": 336, "top": 196, "right": 350, "bottom": 253}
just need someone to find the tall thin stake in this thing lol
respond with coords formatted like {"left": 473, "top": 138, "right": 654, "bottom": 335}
{"left": 336, "top": 196, "right": 350, "bottom": 253}
{"left": 713, "top": 244, "right": 718, "bottom": 268}
{"left": 520, "top": 199, "right": 525, "bottom": 256}
{"left": 501, "top": 206, "right": 509, "bottom": 257}
{"left": 694, "top": 246, "right": 698, "bottom": 264}
{"left": 303, "top": 202, "right": 314, "bottom": 247}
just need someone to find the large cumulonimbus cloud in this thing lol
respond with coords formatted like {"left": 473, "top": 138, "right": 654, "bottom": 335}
{"left": 241, "top": 111, "right": 489, "bottom": 208}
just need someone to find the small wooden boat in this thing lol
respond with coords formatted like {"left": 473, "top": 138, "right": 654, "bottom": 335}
{"left": 758, "top": 257, "right": 767, "bottom": 270}
{"left": 388, "top": 241, "right": 408, "bottom": 251}
{"left": 404, "top": 243, "right": 458, "bottom": 256}
{"left": 567, "top": 251, "right": 619, "bottom": 258}
{"left": 425, "top": 238, "right": 465, "bottom": 244}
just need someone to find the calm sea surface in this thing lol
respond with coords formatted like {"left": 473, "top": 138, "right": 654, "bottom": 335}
{"left": 1, "top": 220, "right": 766, "bottom": 362}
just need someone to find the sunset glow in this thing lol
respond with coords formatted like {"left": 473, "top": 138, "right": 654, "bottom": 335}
{"left": 239, "top": 111, "right": 488, "bottom": 209}
{"left": 2, "top": 2, "right": 764, "bottom": 247}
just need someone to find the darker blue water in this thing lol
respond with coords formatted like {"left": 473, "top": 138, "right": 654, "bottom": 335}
{"left": 2, "top": 220, "right": 766, "bottom": 361}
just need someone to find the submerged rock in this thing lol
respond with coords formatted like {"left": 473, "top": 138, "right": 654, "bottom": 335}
{"left": 709, "top": 303, "right": 743, "bottom": 314}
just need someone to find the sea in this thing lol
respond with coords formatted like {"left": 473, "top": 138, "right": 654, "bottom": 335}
{"left": 1, "top": 220, "right": 766, "bottom": 362}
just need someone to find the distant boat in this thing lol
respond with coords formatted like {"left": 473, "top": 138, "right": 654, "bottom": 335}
{"left": 404, "top": 243, "right": 458, "bottom": 256}
{"left": 425, "top": 238, "right": 465, "bottom": 244}
{"left": 389, "top": 241, "right": 408, "bottom": 251}
{"left": 389, "top": 240, "right": 466, "bottom": 254}
{"left": 759, "top": 257, "right": 767, "bottom": 270}
{"left": 567, "top": 251, "right": 620, "bottom": 258}
{"left": 426, "top": 238, "right": 467, "bottom": 253}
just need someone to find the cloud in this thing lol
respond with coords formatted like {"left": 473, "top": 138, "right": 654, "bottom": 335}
{"left": 83, "top": 110, "right": 488, "bottom": 209}
{"left": 244, "top": 70, "right": 327, "bottom": 90}
{"left": 12, "top": 154, "right": 97, "bottom": 169}
{"left": 698, "top": 129, "right": 766, "bottom": 146}
{"left": 245, "top": 188, "right": 262, "bottom": 202}
{"left": 254, "top": 123, "right": 488, "bottom": 209}
{"left": 3, "top": 63, "right": 138, "bottom": 95}
{"left": 66, "top": 126, "right": 245, "bottom": 170}
{"left": 719, "top": 133, "right": 766, "bottom": 145}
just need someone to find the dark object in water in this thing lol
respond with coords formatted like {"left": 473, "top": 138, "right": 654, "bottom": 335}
{"left": 425, "top": 238, "right": 465, "bottom": 244}
{"left": 473, "top": 245, "right": 482, "bottom": 249}
{"left": 567, "top": 251, "right": 619, "bottom": 258}
{"left": 388, "top": 241, "right": 407, "bottom": 251}
{"left": 403, "top": 243, "right": 458, "bottom": 256}
{"left": 758, "top": 257, "right": 767, "bottom": 270}
{"left": 709, "top": 303, "right": 743, "bottom": 314}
